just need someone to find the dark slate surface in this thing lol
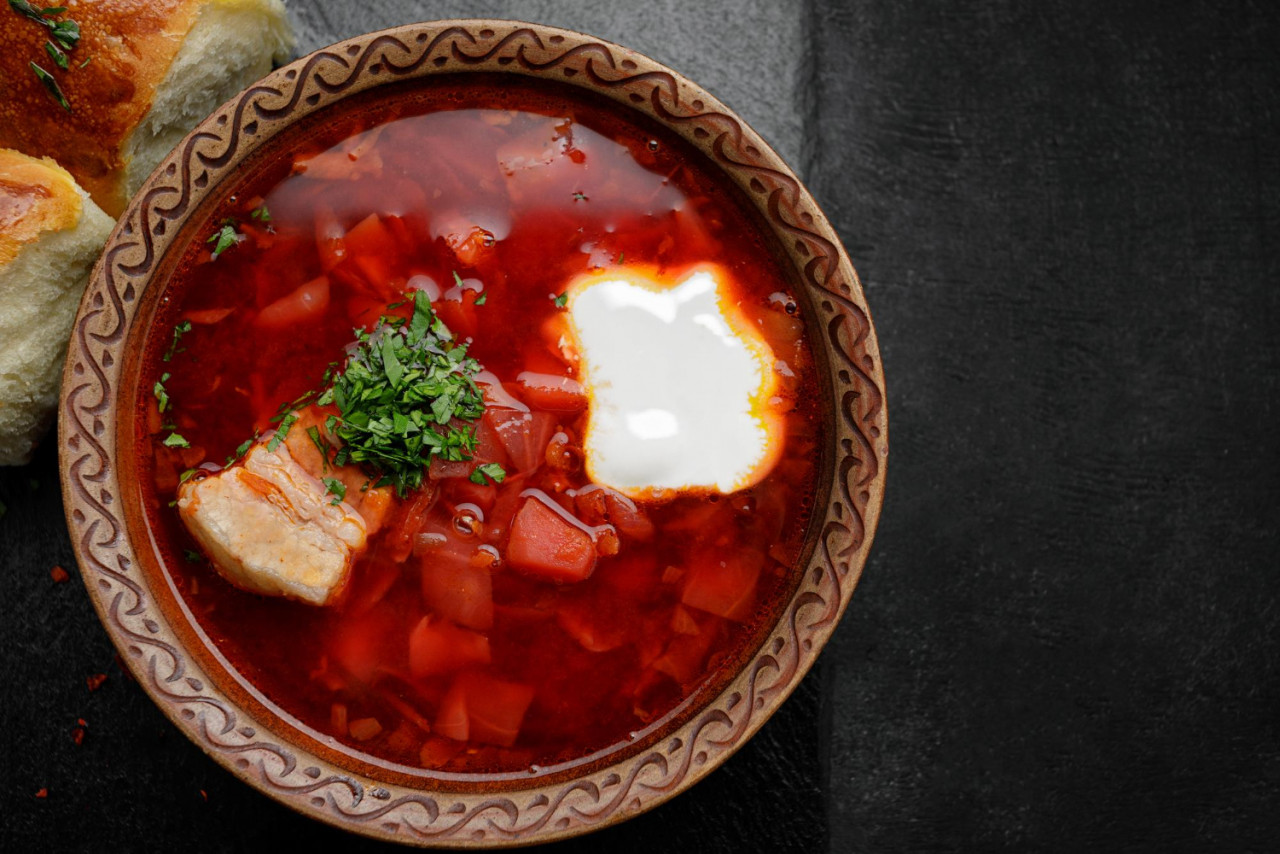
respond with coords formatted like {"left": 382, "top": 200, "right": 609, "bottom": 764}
{"left": 3, "top": 1, "right": 1279, "bottom": 851}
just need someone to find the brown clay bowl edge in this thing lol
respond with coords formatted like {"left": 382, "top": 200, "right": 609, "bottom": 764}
{"left": 58, "top": 18, "right": 888, "bottom": 848}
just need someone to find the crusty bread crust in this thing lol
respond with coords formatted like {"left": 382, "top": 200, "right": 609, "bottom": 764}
{"left": 0, "top": 147, "right": 113, "bottom": 465}
{"left": 0, "top": 149, "right": 83, "bottom": 265}
{"left": 0, "top": 1, "right": 204, "bottom": 217}
{"left": 0, "top": 1, "right": 292, "bottom": 218}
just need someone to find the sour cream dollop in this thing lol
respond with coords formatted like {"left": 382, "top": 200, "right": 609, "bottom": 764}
{"left": 565, "top": 266, "right": 784, "bottom": 498}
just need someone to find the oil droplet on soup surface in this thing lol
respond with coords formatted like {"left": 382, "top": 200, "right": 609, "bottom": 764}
{"left": 566, "top": 266, "right": 785, "bottom": 498}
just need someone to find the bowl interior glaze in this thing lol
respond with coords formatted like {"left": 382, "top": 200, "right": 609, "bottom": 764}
{"left": 59, "top": 20, "right": 886, "bottom": 847}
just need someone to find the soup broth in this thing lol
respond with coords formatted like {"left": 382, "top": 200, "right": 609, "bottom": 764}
{"left": 139, "top": 77, "right": 822, "bottom": 774}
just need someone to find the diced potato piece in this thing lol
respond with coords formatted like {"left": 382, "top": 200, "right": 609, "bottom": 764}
{"left": 177, "top": 442, "right": 368, "bottom": 605}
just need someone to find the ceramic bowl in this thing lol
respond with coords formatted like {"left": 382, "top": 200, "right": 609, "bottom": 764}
{"left": 59, "top": 20, "right": 887, "bottom": 846}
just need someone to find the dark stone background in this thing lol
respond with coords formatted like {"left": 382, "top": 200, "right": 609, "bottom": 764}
{"left": 3, "top": 1, "right": 1278, "bottom": 851}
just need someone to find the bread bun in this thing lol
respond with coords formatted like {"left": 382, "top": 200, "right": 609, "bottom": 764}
{"left": 0, "top": 0, "right": 293, "bottom": 217}
{"left": 0, "top": 149, "right": 114, "bottom": 465}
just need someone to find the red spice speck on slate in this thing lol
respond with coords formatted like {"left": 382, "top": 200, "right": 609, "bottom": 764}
{"left": 35, "top": 788, "right": 48, "bottom": 799}
{"left": 50, "top": 566, "right": 69, "bottom": 583}
{"left": 86, "top": 673, "right": 107, "bottom": 692}
{"left": 71, "top": 726, "right": 86, "bottom": 746}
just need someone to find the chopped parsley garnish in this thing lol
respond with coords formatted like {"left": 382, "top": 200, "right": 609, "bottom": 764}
{"left": 162, "top": 432, "right": 190, "bottom": 449}
{"left": 163, "top": 320, "right": 192, "bottom": 362}
{"left": 78, "top": 54, "right": 90, "bottom": 68}
{"left": 617, "top": 252, "right": 625, "bottom": 265}
{"left": 306, "top": 426, "right": 332, "bottom": 471}
{"left": 552, "top": 292, "right": 569, "bottom": 308}
{"left": 178, "top": 468, "right": 198, "bottom": 484}
{"left": 153, "top": 372, "right": 172, "bottom": 413}
{"left": 44, "top": 40, "right": 67, "bottom": 69}
{"left": 250, "top": 204, "right": 271, "bottom": 222}
{"left": 29, "top": 61, "right": 69, "bottom": 111}
{"left": 10, "top": 2, "right": 78, "bottom": 51}
{"left": 207, "top": 221, "right": 241, "bottom": 259}
{"left": 322, "top": 477, "right": 346, "bottom": 505}
{"left": 226, "top": 435, "right": 256, "bottom": 465}
{"left": 312, "top": 293, "right": 493, "bottom": 497}
{"left": 475, "top": 292, "right": 487, "bottom": 306}
{"left": 452, "top": 270, "right": 465, "bottom": 288}
{"left": 572, "top": 192, "right": 587, "bottom": 201}
{"left": 49, "top": 17, "right": 77, "bottom": 51}
{"left": 12, "top": 3, "right": 81, "bottom": 109}
{"left": 183, "top": 549, "right": 203, "bottom": 564}
{"left": 266, "top": 412, "right": 298, "bottom": 453}
{"left": 469, "top": 462, "right": 506, "bottom": 485}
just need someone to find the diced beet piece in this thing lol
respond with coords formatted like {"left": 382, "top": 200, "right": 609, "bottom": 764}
{"left": 449, "top": 479, "right": 497, "bottom": 515}
{"left": 419, "top": 735, "right": 464, "bottom": 768}
{"left": 680, "top": 551, "right": 763, "bottom": 622}
{"left": 344, "top": 213, "right": 399, "bottom": 292}
{"left": 433, "top": 286, "right": 480, "bottom": 340}
{"left": 475, "top": 371, "right": 529, "bottom": 411}
{"left": 428, "top": 457, "right": 473, "bottom": 480}
{"left": 343, "top": 556, "right": 401, "bottom": 617}
{"left": 331, "top": 610, "right": 397, "bottom": 685}
{"left": 671, "top": 605, "right": 701, "bottom": 636}
{"left": 484, "top": 473, "right": 528, "bottom": 544}
{"left": 349, "top": 717, "right": 383, "bottom": 741}
{"left": 458, "top": 673, "right": 536, "bottom": 748}
{"left": 487, "top": 410, "right": 557, "bottom": 473}
{"left": 602, "top": 490, "right": 655, "bottom": 541}
{"left": 472, "top": 417, "right": 510, "bottom": 469}
{"left": 653, "top": 614, "right": 722, "bottom": 684}
{"left": 434, "top": 679, "right": 470, "bottom": 741}
{"left": 408, "top": 616, "right": 491, "bottom": 678}
{"left": 421, "top": 547, "right": 494, "bottom": 630}
{"left": 314, "top": 205, "right": 347, "bottom": 271}
{"left": 507, "top": 497, "right": 597, "bottom": 583}
{"left": 555, "top": 596, "right": 630, "bottom": 652}
{"left": 385, "top": 484, "right": 440, "bottom": 563}
{"left": 515, "top": 371, "right": 587, "bottom": 412}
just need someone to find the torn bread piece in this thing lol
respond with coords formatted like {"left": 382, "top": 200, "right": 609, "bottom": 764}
{"left": 178, "top": 441, "right": 367, "bottom": 606}
{"left": 0, "top": 149, "right": 114, "bottom": 465}
{"left": 0, "top": 0, "right": 294, "bottom": 216}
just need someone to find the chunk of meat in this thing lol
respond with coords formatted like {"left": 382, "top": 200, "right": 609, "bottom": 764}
{"left": 283, "top": 407, "right": 392, "bottom": 534}
{"left": 177, "top": 443, "right": 369, "bottom": 606}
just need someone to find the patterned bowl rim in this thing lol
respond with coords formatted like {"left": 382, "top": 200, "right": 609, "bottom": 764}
{"left": 58, "top": 19, "right": 888, "bottom": 848}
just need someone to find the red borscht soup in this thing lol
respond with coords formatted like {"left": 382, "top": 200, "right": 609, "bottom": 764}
{"left": 138, "top": 77, "right": 822, "bottom": 774}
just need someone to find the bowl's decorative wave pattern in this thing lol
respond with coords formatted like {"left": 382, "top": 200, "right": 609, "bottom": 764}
{"left": 60, "top": 22, "right": 886, "bottom": 846}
